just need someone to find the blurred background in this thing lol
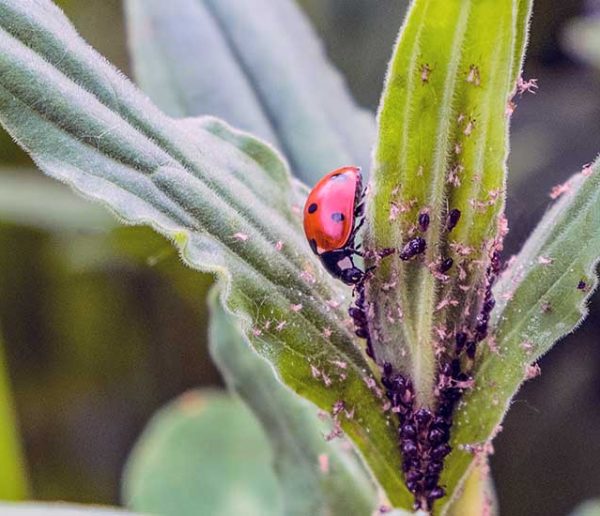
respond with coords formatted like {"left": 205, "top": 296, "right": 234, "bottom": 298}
{"left": 1, "top": 1, "right": 600, "bottom": 515}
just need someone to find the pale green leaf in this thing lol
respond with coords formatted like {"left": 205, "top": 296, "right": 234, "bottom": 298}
{"left": 208, "top": 287, "right": 378, "bottom": 516}
{"left": 123, "top": 390, "right": 282, "bottom": 516}
{"left": 447, "top": 160, "right": 600, "bottom": 502}
{"left": 570, "top": 500, "right": 600, "bottom": 516}
{"left": 0, "top": 169, "right": 114, "bottom": 232}
{"left": 445, "top": 463, "right": 497, "bottom": 516}
{"left": 0, "top": 504, "right": 136, "bottom": 515}
{"left": 563, "top": 17, "right": 600, "bottom": 71}
{"left": 124, "top": 0, "right": 375, "bottom": 184}
{"left": 0, "top": 0, "right": 408, "bottom": 506}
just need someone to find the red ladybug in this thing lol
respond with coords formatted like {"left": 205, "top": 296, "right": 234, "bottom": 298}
{"left": 303, "top": 166, "right": 365, "bottom": 285}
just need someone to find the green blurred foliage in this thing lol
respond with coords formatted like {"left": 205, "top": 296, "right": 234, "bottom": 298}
{"left": 124, "top": 390, "right": 281, "bottom": 516}
{"left": 0, "top": 329, "right": 28, "bottom": 501}
{"left": 0, "top": 218, "right": 218, "bottom": 502}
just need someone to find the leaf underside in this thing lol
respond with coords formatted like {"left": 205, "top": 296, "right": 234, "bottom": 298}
{"left": 124, "top": 0, "right": 375, "bottom": 185}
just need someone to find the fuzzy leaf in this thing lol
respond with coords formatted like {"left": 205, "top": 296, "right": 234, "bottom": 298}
{"left": 123, "top": 389, "right": 282, "bottom": 516}
{"left": 124, "top": 0, "right": 375, "bottom": 184}
{"left": 0, "top": 0, "right": 409, "bottom": 506}
{"left": 446, "top": 161, "right": 600, "bottom": 501}
{"left": 366, "top": 0, "right": 532, "bottom": 406}
{"left": 445, "top": 463, "right": 497, "bottom": 516}
{"left": 208, "top": 287, "right": 378, "bottom": 515}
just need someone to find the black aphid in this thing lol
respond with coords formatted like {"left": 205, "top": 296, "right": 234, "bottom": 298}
{"left": 440, "top": 257, "right": 453, "bottom": 273}
{"left": 446, "top": 209, "right": 461, "bottom": 231}
{"left": 418, "top": 212, "right": 430, "bottom": 232}
{"left": 399, "top": 237, "right": 427, "bottom": 261}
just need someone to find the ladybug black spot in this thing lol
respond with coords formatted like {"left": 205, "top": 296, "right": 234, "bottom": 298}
{"left": 331, "top": 212, "right": 345, "bottom": 222}
{"left": 308, "top": 203, "right": 318, "bottom": 214}
{"left": 309, "top": 238, "right": 318, "bottom": 254}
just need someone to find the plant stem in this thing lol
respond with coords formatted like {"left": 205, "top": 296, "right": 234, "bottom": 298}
{"left": 0, "top": 327, "right": 29, "bottom": 500}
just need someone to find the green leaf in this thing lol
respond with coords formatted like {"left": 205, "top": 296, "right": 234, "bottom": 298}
{"left": 563, "top": 17, "right": 600, "bottom": 71}
{"left": 362, "top": 0, "right": 533, "bottom": 510}
{"left": 446, "top": 160, "right": 600, "bottom": 503}
{"left": 0, "top": 0, "right": 408, "bottom": 506}
{"left": 123, "top": 389, "right": 282, "bottom": 516}
{"left": 0, "top": 504, "right": 135, "bottom": 515}
{"left": 124, "top": 0, "right": 375, "bottom": 184}
{"left": 0, "top": 169, "right": 114, "bottom": 232}
{"left": 570, "top": 500, "right": 600, "bottom": 516}
{"left": 208, "top": 287, "right": 378, "bottom": 516}
{"left": 445, "top": 463, "right": 497, "bottom": 516}
{"left": 366, "top": 0, "right": 532, "bottom": 406}
{"left": 0, "top": 327, "right": 29, "bottom": 501}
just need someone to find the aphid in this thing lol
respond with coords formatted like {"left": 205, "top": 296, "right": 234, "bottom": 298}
{"left": 440, "top": 257, "right": 453, "bottom": 273}
{"left": 466, "top": 65, "right": 481, "bottom": 86}
{"left": 420, "top": 63, "right": 432, "bottom": 83}
{"left": 399, "top": 237, "right": 427, "bottom": 261}
{"left": 414, "top": 408, "right": 433, "bottom": 426}
{"left": 483, "top": 295, "right": 496, "bottom": 313}
{"left": 577, "top": 280, "right": 587, "bottom": 291}
{"left": 490, "top": 250, "right": 503, "bottom": 274}
{"left": 466, "top": 342, "right": 477, "bottom": 360}
{"left": 446, "top": 209, "right": 461, "bottom": 231}
{"left": 304, "top": 166, "right": 365, "bottom": 285}
{"left": 455, "top": 331, "right": 467, "bottom": 355}
{"left": 418, "top": 212, "right": 430, "bottom": 232}
{"left": 429, "top": 487, "right": 446, "bottom": 500}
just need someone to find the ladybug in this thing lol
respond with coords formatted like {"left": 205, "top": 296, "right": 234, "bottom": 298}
{"left": 303, "top": 166, "right": 365, "bottom": 285}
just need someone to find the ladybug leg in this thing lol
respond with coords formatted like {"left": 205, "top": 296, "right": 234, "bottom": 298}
{"left": 357, "top": 185, "right": 367, "bottom": 203}
{"left": 349, "top": 216, "right": 365, "bottom": 244}
{"left": 347, "top": 248, "right": 364, "bottom": 257}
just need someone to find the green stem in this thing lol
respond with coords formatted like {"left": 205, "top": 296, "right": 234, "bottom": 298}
{"left": 0, "top": 327, "right": 29, "bottom": 500}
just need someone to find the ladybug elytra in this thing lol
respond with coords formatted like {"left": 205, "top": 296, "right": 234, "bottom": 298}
{"left": 303, "top": 166, "right": 365, "bottom": 285}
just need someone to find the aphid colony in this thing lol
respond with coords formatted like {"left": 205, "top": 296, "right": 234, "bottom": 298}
{"left": 303, "top": 166, "right": 497, "bottom": 511}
